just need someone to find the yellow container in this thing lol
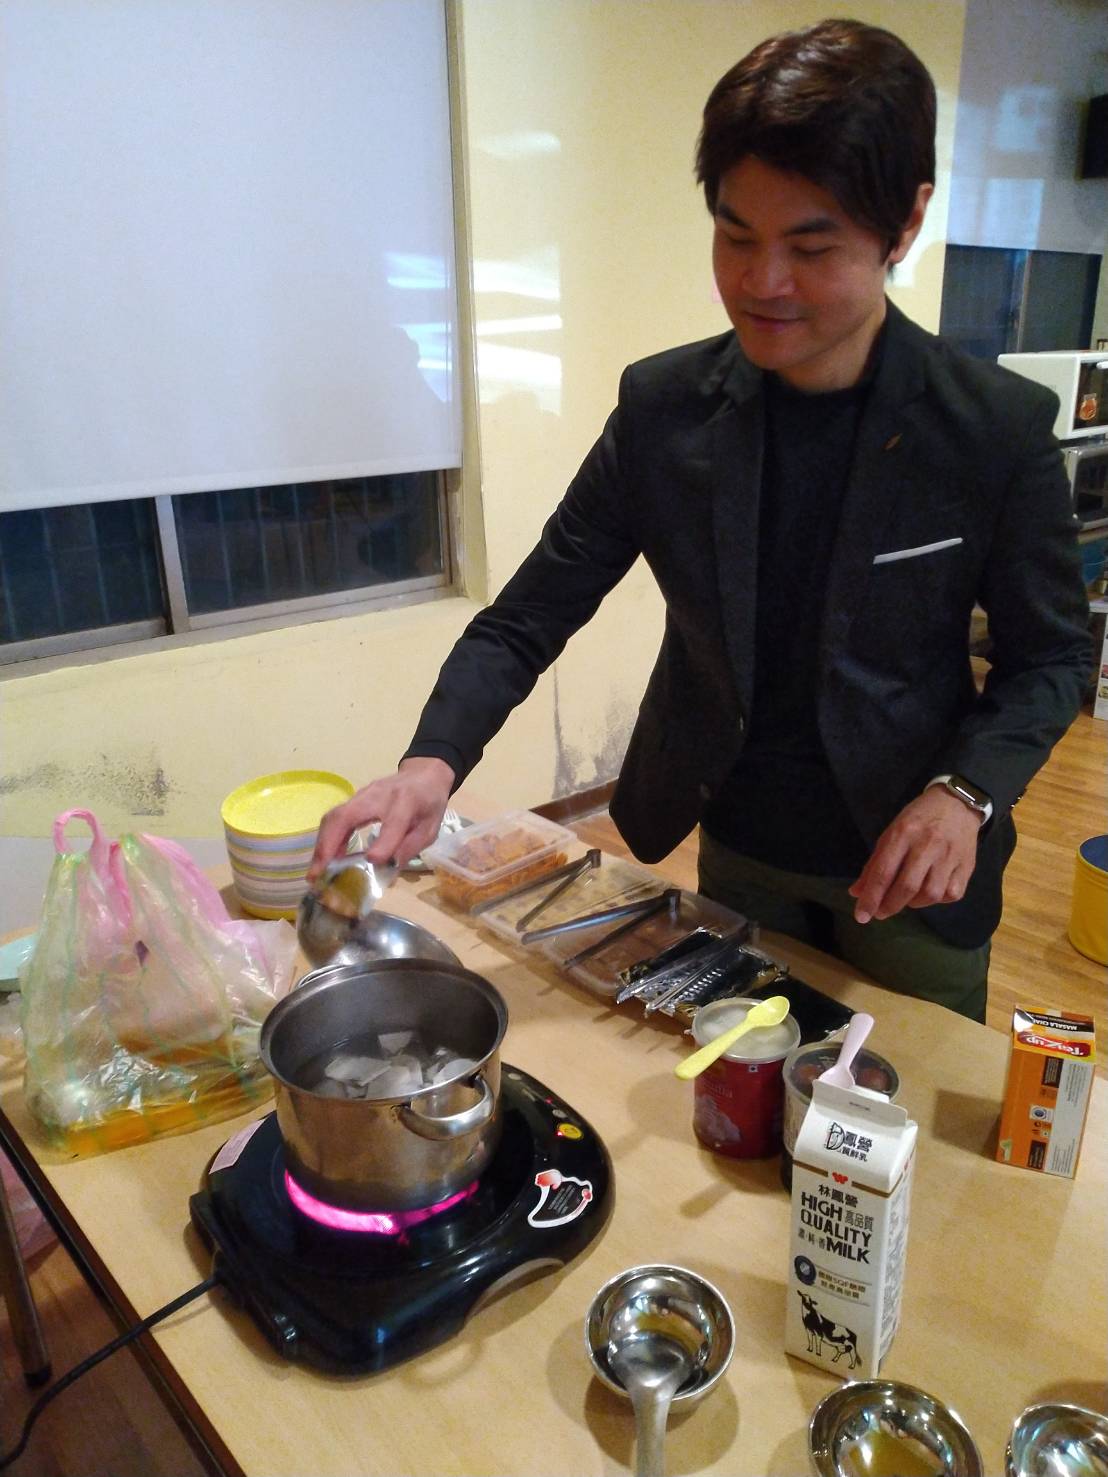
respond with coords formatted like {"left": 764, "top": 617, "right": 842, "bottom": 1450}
{"left": 221, "top": 769, "right": 354, "bottom": 839}
{"left": 1069, "top": 836, "right": 1108, "bottom": 965}
{"left": 221, "top": 769, "right": 353, "bottom": 920}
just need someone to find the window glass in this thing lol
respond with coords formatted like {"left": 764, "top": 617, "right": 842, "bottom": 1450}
{"left": 1, "top": 473, "right": 446, "bottom": 659}
{"left": 0, "top": 500, "right": 162, "bottom": 644}
{"left": 939, "top": 244, "right": 1100, "bottom": 360}
{"left": 1020, "top": 251, "right": 1101, "bottom": 353}
{"left": 938, "top": 245, "right": 1024, "bottom": 359}
{"left": 172, "top": 473, "right": 444, "bottom": 616}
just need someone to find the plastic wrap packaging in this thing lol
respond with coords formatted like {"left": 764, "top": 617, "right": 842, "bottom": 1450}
{"left": 20, "top": 809, "right": 297, "bottom": 1155}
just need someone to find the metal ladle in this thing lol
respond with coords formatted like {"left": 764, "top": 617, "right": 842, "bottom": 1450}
{"left": 608, "top": 1328, "right": 693, "bottom": 1477}
{"left": 297, "top": 854, "right": 400, "bottom": 965}
{"left": 585, "top": 1264, "right": 735, "bottom": 1477}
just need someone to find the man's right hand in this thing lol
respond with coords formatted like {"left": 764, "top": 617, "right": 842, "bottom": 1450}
{"left": 308, "top": 757, "right": 456, "bottom": 881}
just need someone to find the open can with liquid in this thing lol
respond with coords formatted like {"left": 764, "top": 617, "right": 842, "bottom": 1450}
{"left": 690, "top": 997, "right": 801, "bottom": 1159}
{"left": 780, "top": 1034, "right": 899, "bottom": 1189}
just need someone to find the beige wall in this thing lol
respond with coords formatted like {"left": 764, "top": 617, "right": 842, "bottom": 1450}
{"left": 0, "top": 0, "right": 966, "bottom": 839}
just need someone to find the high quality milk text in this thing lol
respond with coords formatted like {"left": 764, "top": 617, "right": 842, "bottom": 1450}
{"left": 798, "top": 1191, "right": 873, "bottom": 1262}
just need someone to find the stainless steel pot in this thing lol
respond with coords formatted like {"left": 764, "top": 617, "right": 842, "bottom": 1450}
{"left": 260, "top": 959, "right": 507, "bottom": 1211}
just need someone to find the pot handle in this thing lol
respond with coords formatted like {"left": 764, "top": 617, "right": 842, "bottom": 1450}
{"left": 397, "top": 1077, "right": 496, "bottom": 1141}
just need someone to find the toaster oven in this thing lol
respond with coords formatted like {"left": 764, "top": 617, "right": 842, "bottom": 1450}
{"left": 1000, "top": 350, "right": 1108, "bottom": 441}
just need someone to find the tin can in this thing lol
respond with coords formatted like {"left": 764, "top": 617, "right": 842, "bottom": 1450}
{"left": 690, "top": 997, "right": 801, "bottom": 1159}
{"left": 780, "top": 1035, "right": 899, "bottom": 1189}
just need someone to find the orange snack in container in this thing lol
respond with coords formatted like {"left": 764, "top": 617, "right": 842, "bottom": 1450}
{"left": 421, "top": 811, "right": 576, "bottom": 912}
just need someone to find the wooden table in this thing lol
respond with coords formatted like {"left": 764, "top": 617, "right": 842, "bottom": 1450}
{"left": 1, "top": 867, "right": 1104, "bottom": 1476}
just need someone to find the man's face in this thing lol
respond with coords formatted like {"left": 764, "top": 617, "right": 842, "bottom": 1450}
{"left": 711, "top": 156, "right": 928, "bottom": 392}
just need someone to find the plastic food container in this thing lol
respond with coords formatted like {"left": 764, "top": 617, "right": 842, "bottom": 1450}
{"left": 421, "top": 811, "right": 575, "bottom": 912}
{"left": 547, "top": 890, "right": 743, "bottom": 1000}
{"left": 689, "top": 997, "right": 801, "bottom": 1159}
{"left": 477, "top": 854, "right": 657, "bottom": 945}
{"left": 780, "top": 1034, "right": 899, "bottom": 1189}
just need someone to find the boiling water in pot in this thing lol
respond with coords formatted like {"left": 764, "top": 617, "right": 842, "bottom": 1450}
{"left": 298, "top": 1029, "right": 479, "bottom": 1100}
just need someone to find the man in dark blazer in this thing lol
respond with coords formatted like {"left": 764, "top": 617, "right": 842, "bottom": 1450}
{"left": 313, "top": 20, "right": 1091, "bottom": 1019}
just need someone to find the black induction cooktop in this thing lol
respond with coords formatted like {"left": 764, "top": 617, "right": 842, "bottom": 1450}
{"left": 189, "top": 1065, "right": 613, "bottom": 1373}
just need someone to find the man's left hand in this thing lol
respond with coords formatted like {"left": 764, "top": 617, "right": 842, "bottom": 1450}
{"left": 848, "top": 787, "right": 983, "bottom": 924}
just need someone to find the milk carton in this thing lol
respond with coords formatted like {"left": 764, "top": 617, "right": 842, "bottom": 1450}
{"left": 785, "top": 1079, "right": 916, "bottom": 1378}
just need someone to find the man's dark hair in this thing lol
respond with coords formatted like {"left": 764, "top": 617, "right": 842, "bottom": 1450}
{"left": 695, "top": 18, "right": 936, "bottom": 257}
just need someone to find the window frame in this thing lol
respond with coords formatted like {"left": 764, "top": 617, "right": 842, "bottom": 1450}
{"left": 0, "top": 471, "right": 457, "bottom": 669}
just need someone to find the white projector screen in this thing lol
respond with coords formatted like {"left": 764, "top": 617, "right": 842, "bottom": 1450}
{"left": 0, "top": 0, "right": 461, "bottom": 513}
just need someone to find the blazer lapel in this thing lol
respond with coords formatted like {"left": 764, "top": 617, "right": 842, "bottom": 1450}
{"left": 820, "top": 301, "right": 929, "bottom": 665}
{"left": 710, "top": 350, "right": 763, "bottom": 711}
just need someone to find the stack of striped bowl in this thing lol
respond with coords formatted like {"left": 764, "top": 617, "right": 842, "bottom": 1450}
{"left": 221, "top": 770, "right": 355, "bottom": 919}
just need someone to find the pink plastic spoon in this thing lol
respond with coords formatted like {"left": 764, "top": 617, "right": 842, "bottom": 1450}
{"left": 817, "top": 1012, "right": 875, "bottom": 1089}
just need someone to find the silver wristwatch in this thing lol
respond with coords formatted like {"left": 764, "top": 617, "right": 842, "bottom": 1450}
{"left": 929, "top": 773, "right": 993, "bottom": 822}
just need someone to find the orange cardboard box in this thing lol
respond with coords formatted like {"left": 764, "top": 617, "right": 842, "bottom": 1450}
{"left": 996, "top": 1007, "right": 1096, "bottom": 1178}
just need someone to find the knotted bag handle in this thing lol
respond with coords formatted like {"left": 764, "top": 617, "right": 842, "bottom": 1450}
{"left": 53, "top": 808, "right": 111, "bottom": 872}
{"left": 52, "top": 808, "right": 132, "bottom": 928}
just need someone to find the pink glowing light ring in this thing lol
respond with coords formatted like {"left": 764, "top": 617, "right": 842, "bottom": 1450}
{"left": 284, "top": 1171, "right": 478, "bottom": 1234}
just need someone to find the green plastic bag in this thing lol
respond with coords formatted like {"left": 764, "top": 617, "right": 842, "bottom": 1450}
{"left": 22, "top": 809, "right": 297, "bottom": 1155}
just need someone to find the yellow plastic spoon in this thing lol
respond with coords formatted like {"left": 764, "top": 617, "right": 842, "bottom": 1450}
{"left": 674, "top": 994, "right": 791, "bottom": 1081}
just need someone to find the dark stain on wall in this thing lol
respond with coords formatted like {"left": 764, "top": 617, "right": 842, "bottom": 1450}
{"left": 551, "top": 666, "right": 634, "bottom": 800}
{"left": 0, "top": 752, "right": 172, "bottom": 816}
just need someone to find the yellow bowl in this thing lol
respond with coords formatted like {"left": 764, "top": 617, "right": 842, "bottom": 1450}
{"left": 221, "top": 770, "right": 354, "bottom": 841}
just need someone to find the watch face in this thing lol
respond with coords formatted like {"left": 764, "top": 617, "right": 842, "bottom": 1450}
{"left": 949, "top": 776, "right": 989, "bottom": 811}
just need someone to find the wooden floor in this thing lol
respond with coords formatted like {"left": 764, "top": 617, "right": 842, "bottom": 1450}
{"left": 1, "top": 707, "right": 1104, "bottom": 1476}
{"left": 0, "top": 1237, "right": 209, "bottom": 1477}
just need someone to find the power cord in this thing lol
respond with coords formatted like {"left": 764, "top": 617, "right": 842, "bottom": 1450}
{"left": 0, "top": 1272, "right": 221, "bottom": 1471}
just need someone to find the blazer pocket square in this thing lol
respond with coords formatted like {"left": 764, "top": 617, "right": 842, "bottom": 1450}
{"left": 872, "top": 536, "right": 963, "bottom": 565}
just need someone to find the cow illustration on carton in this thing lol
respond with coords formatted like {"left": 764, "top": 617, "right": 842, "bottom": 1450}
{"left": 797, "top": 1293, "right": 860, "bottom": 1368}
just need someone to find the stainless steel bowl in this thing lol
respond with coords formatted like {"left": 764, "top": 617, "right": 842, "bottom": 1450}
{"left": 1007, "top": 1403, "right": 1108, "bottom": 1477}
{"left": 584, "top": 1263, "right": 735, "bottom": 1405}
{"left": 809, "top": 1380, "right": 983, "bottom": 1477}
{"left": 297, "top": 887, "right": 460, "bottom": 970}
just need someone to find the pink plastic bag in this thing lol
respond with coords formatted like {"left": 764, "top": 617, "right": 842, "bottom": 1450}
{"left": 21, "top": 810, "right": 297, "bottom": 1155}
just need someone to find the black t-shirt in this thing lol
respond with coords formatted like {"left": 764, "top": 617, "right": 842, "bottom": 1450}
{"left": 701, "top": 369, "right": 874, "bottom": 877}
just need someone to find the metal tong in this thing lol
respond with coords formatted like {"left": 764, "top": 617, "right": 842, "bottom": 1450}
{"left": 468, "top": 849, "right": 601, "bottom": 919}
{"left": 561, "top": 889, "right": 682, "bottom": 969}
{"left": 520, "top": 885, "right": 681, "bottom": 963}
{"left": 515, "top": 849, "right": 602, "bottom": 931}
